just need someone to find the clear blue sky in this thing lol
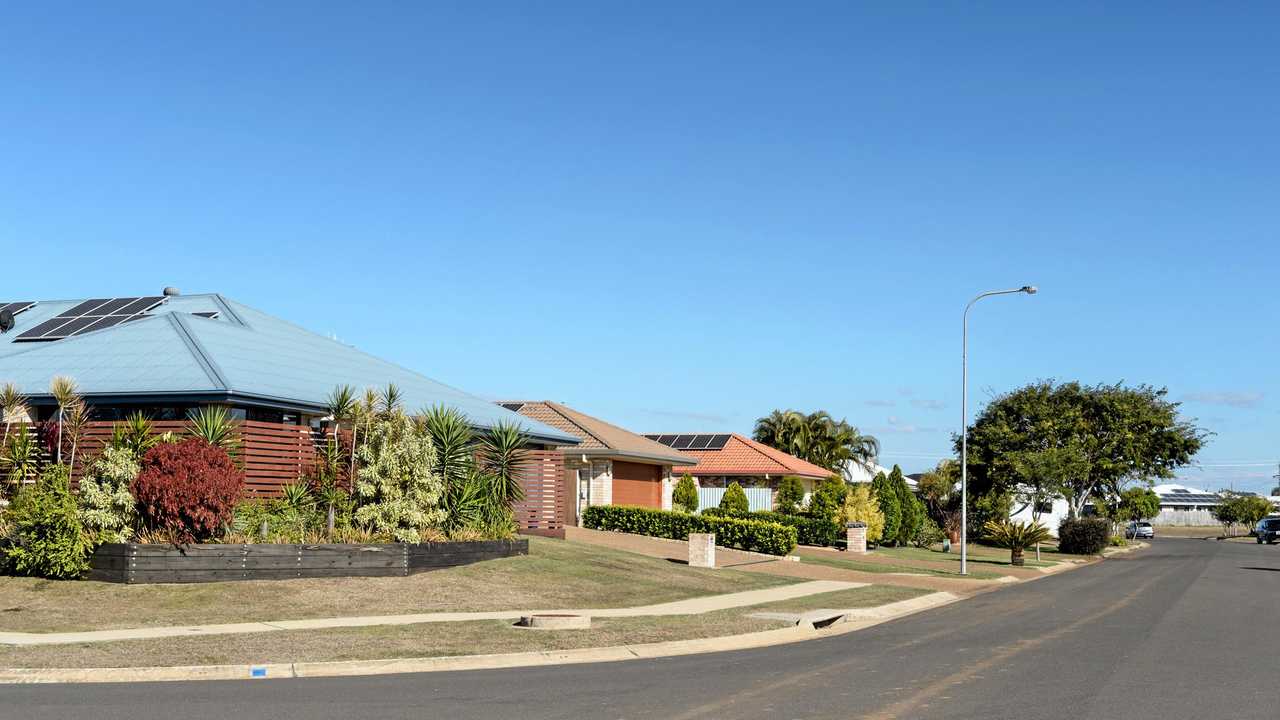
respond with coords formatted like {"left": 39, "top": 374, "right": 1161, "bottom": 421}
{"left": 3, "top": 2, "right": 1277, "bottom": 491}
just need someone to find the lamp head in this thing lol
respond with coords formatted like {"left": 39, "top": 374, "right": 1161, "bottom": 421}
{"left": 1021, "top": 286, "right": 1038, "bottom": 295}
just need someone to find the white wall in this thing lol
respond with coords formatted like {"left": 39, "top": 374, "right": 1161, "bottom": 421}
{"left": 1010, "top": 497, "right": 1070, "bottom": 537}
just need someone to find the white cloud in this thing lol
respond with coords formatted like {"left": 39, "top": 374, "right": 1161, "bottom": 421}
{"left": 1180, "top": 391, "right": 1264, "bottom": 409}
{"left": 864, "top": 399, "right": 895, "bottom": 407}
{"left": 911, "top": 399, "right": 946, "bottom": 411}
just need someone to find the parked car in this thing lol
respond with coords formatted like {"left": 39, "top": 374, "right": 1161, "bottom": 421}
{"left": 1254, "top": 517, "right": 1280, "bottom": 544}
{"left": 1125, "top": 521, "right": 1155, "bottom": 539}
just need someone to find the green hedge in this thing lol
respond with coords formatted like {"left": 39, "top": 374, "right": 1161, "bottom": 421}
{"left": 582, "top": 505, "right": 797, "bottom": 556}
{"left": 1058, "top": 517, "right": 1110, "bottom": 555}
{"left": 702, "top": 507, "right": 840, "bottom": 547}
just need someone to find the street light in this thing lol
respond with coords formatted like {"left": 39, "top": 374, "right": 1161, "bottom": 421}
{"left": 960, "top": 285, "right": 1037, "bottom": 576}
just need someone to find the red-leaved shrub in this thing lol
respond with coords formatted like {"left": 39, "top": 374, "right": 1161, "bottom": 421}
{"left": 131, "top": 438, "right": 244, "bottom": 543}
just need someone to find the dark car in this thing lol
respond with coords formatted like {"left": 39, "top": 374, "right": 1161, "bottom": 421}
{"left": 1255, "top": 517, "right": 1280, "bottom": 544}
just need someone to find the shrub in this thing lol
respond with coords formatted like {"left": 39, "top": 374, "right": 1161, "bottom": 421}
{"left": 969, "top": 490, "right": 1012, "bottom": 540}
{"left": 887, "top": 466, "right": 922, "bottom": 546}
{"left": 774, "top": 475, "right": 806, "bottom": 515}
{"left": 673, "top": 473, "right": 698, "bottom": 513}
{"left": 983, "top": 519, "right": 1053, "bottom": 565}
{"left": 1057, "top": 517, "right": 1110, "bottom": 555}
{"left": 807, "top": 476, "right": 849, "bottom": 523}
{"left": 911, "top": 516, "right": 946, "bottom": 549}
{"left": 78, "top": 445, "right": 140, "bottom": 544}
{"left": 871, "top": 471, "right": 901, "bottom": 545}
{"left": 132, "top": 437, "right": 244, "bottom": 544}
{"left": 353, "top": 414, "right": 444, "bottom": 542}
{"left": 2, "top": 465, "right": 91, "bottom": 578}
{"left": 719, "top": 482, "right": 749, "bottom": 514}
{"left": 583, "top": 505, "right": 797, "bottom": 555}
{"left": 841, "top": 483, "right": 885, "bottom": 545}
{"left": 703, "top": 507, "right": 839, "bottom": 547}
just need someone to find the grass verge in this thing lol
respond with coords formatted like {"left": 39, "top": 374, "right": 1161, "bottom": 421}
{"left": 0, "top": 537, "right": 796, "bottom": 633}
{"left": 0, "top": 585, "right": 929, "bottom": 668}
{"left": 797, "top": 552, "right": 1006, "bottom": 580}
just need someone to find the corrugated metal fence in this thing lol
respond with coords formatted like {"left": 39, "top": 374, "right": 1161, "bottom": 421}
{"left": 698, "top": 487, "right": 773, "bottom": 513}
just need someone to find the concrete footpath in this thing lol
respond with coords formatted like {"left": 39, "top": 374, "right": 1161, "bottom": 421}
{"left": 0, "top": 580, "right": 861, "bottom": 647}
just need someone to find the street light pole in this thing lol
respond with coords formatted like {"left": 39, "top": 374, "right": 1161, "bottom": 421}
{"left": 961, "top": 285, "right": 1037, "bottom": 576}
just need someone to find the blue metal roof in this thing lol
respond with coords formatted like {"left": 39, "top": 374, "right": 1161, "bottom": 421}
{"left": 0, "top": 294, "right": 579, "bottom": 445}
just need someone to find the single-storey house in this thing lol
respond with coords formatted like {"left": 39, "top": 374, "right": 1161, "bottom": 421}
{"left": 499, "top": 401, "right": 696, "bottom": 524}
{"left": 0, "top": 290, "right": 579, "bottom": 529}
{"left": 644, "top": 433, "right": 832, "bottom": 511}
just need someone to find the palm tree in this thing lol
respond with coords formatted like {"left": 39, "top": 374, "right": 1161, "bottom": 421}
{"left": 323, "top": 385, "right": 357, "bottom": 532}
{"left": 421, "top": 404, "right": 474, "bottom": 492}
{"left": 63, "top": 399, "right": 92, "bottom": 476}
{"left": 754, "top": 409, "right": 879, "bottom": 474}
{"left": 49, "top": 376, "right": 80, "bottom": 464}
{"left": 1, "top": 382, "right": 29, "bottom": 447}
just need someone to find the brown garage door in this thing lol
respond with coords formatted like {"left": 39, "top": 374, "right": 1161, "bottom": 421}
{"left": 612, "top": 461, "right": 662, "bottom": 508}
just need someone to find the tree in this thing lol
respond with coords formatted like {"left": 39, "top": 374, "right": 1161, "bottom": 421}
{"left": 916, "top": 460, "right": 962, "bottom": 540}
{"left": 841, "top": 483, "right": 885, "bottom": 545}
{"left": 983, "top": 519, "right": 1052, "bottom": 566}
{"left": 753, "top": 409, "right": 879, "bottom": 474}
{"left": 961, "top": 381, "right": 1207, "bottom": 518}
{"left": 871, "top": 471, "right": 901, "bottom": 545}
{"left": 673, "top": 473, "right": 698, "bottom": 513}
{"left": 889, "top": 465, "right": 922, "bottom": 546}
{"left": 48, "top": 376, "right": 79, "bottom": 465}
{"left": 1213, "top": 493, "right": 1273, "bottom": 536}
{"left": 774, "top": 476, "right": 805, "bottom": 515}
{"left": 1, "top": 382, "right": 29, "bottom": 447}
{"left": 807, "top": 475, "right": 849, "bottom": 523}
{"left": 1007, "top": 446, "right": 1087, "bottom": 524}
{"left": 719, "top": 482, "right": 749, "bottom": 514}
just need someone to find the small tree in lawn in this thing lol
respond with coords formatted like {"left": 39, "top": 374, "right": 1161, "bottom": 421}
{"left": 889, "top": 465, "right": 921, "bottom": 547}
{"left": 983, "top": 519, "right": 1052, "bottom": 566}
{"left": 719, "top": 482, "right": 750, "bottom": 514}
{"left": 841, "top": 483, "right": 885, "bottom": 545}
{"left": 672, "top": 473, "right": 698, "bottom": 513}
{"left": 774, "top": 475, "right": 805, "bottom": 515}
{"left": 871, "top": 471, "right": 901, "bottom": 546}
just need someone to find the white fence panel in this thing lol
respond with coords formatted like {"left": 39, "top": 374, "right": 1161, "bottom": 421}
{"left": 697, "top": 487, "right": 773, "bottom": 513}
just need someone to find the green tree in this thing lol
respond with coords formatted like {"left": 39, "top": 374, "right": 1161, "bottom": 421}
{"left": 983, "top": 519, "right": 1052, "bottom": 566}
{"left": 719, "top": 482, "right": 750, "bottom": 514}
{"left": 2, "top": 465, "right": 91, "bottom": 578}
{"left": 353, "top": 413, "right": 445, "bottom": 542}
{"left": 916, "top": 460, "right": 962, "bottom": 539}
{"left": 871, "top": 471, "right": 901, "bottom": 545}
{"left": 841, "top": 483, "right": 885, "bottom": 545}
{"left": 774, "top": 475, "right": 805, "bottom": 515}
{"left": 888, "top": 465, "right": 922, "bottom": 546}
{"left": 1213, "top": 493, "right": 1273, "bottom": 535}
{"left": 961, "top": 381, "right": 1207, "bottom": 518}
{"left": 753, "top": 409, "right": 879, "bottom": 474}
{"left": 807, "top": 475, "right": 849, "bottom": 523}
{"left": 672, "top": 473, "right": 698, "bottom": 513}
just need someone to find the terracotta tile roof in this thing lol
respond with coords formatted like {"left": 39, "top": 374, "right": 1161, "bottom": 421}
{"left": 499, "top": 401, "right": 697, "bottom": 466}
{"left": 660, "top": 433, "right": 832, "bottom": 479}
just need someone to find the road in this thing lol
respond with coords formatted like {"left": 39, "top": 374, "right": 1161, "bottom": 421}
{"left": 7, "top": 538, "right": 1280, "bottom": 719}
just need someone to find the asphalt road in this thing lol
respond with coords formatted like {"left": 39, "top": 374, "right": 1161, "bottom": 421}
{"left": 7, "top": 538, "right": 1280, "bottom": 720}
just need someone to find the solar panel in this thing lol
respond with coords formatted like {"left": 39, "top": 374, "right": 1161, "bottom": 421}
{"left": 0, "top": 302, "right": 36, "bottom": 317}
{"left": 499, "top": 402, "right": 525, "bottom": 412}
{"left": 13, "top": 296, "right": 165, "bottom": 342}
{"left": 689, "top": 435, "right": 713, "bottom": 450}
{"left": 708, "top": 434, "right": 731, "bottom": 449}
{"left": 191, "top": 311, "right": 221, "bottom": 319}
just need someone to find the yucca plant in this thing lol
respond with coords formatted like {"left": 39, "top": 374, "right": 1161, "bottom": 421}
{"left": 982, "top": 519, "right": 1053, "bottom": 566}
{"left": 186, "top": 406, "right": 241, "bottom": 454}
{"left": 62, "top": 399, "right": 92, "bottom": 476}
{"left": 420, "top": 404, "right": 474, "bottom": 492}
{"left": 48, "top": 376, "right": 80, "bottom": 464}
{"left": 478, "top": 420, "right": 529, "bottom": 509}
{"left": 379, "top": 383, "right": 403, "bottom": 418}
{"left": 1, "top": 382, "right": 29, "bottom": 446}
{"left": 110, "top": 411, "right": 161, "bottom": 458}
{"left": 2, "top": 428, "right": 40, "bottom": 491}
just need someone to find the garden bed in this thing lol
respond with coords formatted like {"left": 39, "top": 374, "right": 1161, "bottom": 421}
{"left": 87, "top": 539, "right": 528, "bottom": 584}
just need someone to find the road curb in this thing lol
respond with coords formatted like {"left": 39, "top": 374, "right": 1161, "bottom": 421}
{"left": 0, "top": 592, "right": 961, "bottom": 684}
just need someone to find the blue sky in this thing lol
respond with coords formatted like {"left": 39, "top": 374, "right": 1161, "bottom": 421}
{"left": 3, "top": 2, "right": 1277, "bottom": 491}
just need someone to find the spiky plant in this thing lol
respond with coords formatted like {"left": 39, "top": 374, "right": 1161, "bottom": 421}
{"left": 62, "top": 400, "right": 92, "bottom": 476}
{"left": 379, "top": 383, "right": 403, "bottom": 418}
{"left": 420, "top": 404, "right": 474, "bottom": 492}
{"left": 48, "top": 376, "right": 80, "bottom": 464}
{"left": 1, "top": 382, "right": 29, "bottom": 446}
{"left": 1, "top": 427, "right": 40, "bottom": 491}
{"left": 982, "top": 519, "right": 1053, "bottom": 566}
{"left": 478, "top": 420, "right": 529, "bottom": 508}
{"left": 186, "top": 406, "right": 241, "bottom": 453}
{"left": 110, "top": 411, "right": 160, "bottom": 458}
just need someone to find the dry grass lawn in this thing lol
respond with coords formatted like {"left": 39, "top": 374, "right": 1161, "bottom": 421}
{"left": 0, "top": 537, "right": 796, "bottom": 633}
{"left": 0, "top": 585, "right": 928, "bottom": 668}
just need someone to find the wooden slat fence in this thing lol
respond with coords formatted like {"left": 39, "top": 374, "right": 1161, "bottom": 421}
{"left": 513, "top": 449, "right": 565, "bottom": 535}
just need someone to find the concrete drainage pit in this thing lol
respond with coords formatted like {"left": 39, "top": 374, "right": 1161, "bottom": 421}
{"left": 516, "top": 614, "right": 591, "bottom": 630}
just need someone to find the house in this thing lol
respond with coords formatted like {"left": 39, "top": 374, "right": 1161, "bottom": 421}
{"left": 1151, "top": 484, "right": 1224, "bottom": 526}
{"left": 644, "top": 433, "right": 832, "bottom": 511}
{"left": 0, "top": 290, "right": 580, "bottom": 529}
{"left": 851, "top": 461, "right": 916, "bottom": 490}
{"left": 499, "top": 401, "right": 696, "bottom": 524}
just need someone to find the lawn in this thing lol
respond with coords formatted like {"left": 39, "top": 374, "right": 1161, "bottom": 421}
{"left": 795, "top": 550, "right": 1007, "bottom": 580}
{"left": 0, "top": 537, "right": 796, "bottom": 633}
{"left": 875, "top": 544, "right": 1060, "bottom": 569}
{"left": 0, "top": 585, "right": 929, "bottom": 668}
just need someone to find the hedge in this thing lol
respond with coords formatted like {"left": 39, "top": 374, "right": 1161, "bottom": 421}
{"left": 582, "top": 505, "right": 797, "bottom": 556}
{"left": 702, "top": 507, "right": 840, "bottom": 547}
{"left": 1058, "top": 517, "right": 1110, "bottom": 555}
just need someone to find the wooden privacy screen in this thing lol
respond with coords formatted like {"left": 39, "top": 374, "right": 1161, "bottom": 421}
{"left": 21, "top": 421, "right": 565, "bottom": 531}
{"left": 513, "top": 449, "right": 565, "bottom": 535}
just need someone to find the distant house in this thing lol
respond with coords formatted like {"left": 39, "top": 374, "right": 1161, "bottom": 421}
{"left": 644, "top": 433, "right": 831, "bottom": 511}
{"left": 500, "top": 401, "right": 696, "bottom": 525}
{"left": 0, "top": 291, "right": 579, "bottom": 530}
{"left": 1151, "top": 484, "right": 1225, "bottom": 526}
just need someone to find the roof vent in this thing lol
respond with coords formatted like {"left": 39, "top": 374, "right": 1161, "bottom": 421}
{"left": 162, "top": 287, "right": 180, "bottom": 297}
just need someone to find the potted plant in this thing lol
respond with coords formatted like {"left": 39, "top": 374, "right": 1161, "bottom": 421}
{"left": 982, "top": 519, "right": 1052, "bottom": 566}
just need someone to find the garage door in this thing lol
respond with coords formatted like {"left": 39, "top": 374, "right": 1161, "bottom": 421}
{"left": 612, "top": 461, "right": 662, "bottom": 508}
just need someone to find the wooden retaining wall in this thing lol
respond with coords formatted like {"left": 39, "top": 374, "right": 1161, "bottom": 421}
{"left": 88, "top": 539, "right": 528, "bottom": 584}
